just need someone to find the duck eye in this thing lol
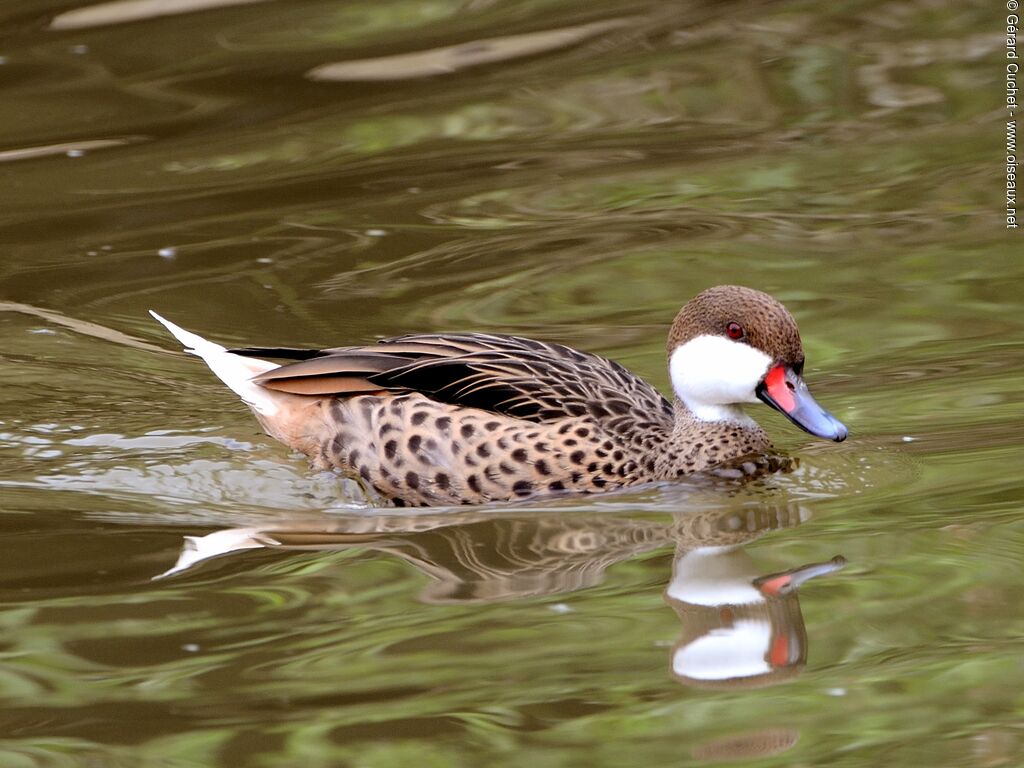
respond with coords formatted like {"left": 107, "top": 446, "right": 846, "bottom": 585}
{"left": 726, "top": 322, "right": 744, "bottom": 340}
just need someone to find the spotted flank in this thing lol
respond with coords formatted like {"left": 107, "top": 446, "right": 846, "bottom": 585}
{"left": 151, "top": 285, "right": 847, "bottom": 506}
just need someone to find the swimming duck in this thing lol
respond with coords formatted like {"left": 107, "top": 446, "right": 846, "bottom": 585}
{"left": 151, "top": 285, "right": 846, "bottom": 506}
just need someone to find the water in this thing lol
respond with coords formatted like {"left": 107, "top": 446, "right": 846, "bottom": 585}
{"left": 0, "top": 1, "right": 1020, "bottom": 766}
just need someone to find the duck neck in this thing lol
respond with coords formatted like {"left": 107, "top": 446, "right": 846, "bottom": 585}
{"left": 675, "top": 393, "right": 756, "bottom": 426}
{"left": 671, "top": 396, "right": 756, "bottom": 431}
{"left": 655, "top": 398, "right": 772, "bottom": 477}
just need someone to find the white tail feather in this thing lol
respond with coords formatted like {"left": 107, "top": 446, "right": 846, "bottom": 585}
{"left": 150, "top": 311, "right": 282, "bottom": 416}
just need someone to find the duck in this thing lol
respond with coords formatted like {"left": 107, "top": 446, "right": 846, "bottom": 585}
{"left": 151, "top": 285, "right": 847, "bottom": 507}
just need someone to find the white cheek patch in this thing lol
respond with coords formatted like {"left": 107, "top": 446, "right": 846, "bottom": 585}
{"left": 669, "top": 335, "right": 771, "bottom": 422}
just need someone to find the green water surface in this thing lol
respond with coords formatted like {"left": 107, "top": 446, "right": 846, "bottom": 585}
{"left": 0, "top": 1, "right": 1020, "bottom": 766}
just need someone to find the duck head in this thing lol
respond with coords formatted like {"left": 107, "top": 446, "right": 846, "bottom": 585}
{"left": 667, "top": 285, "right": 847, "bottom": 441}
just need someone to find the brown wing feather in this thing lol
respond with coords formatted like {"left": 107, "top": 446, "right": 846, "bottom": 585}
{"left": 247, "top": 333, "right": 672, "bottom": 428}
{"left": 263, "top": 376, "right": 387, "bottom": 396}
{"left": 254, "top": 353, "right": 412, "bottom": 381}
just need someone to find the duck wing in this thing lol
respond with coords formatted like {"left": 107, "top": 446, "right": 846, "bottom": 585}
{"left": 233, "top": 333, "right": 672, "bottom": 427}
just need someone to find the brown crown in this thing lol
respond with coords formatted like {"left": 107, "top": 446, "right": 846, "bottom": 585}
{"left": 666, "top": 285, "right": 804, "bottom": 365}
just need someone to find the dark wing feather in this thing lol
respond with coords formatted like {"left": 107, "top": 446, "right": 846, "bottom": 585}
{"left": 230, "top": 346, "right": 322, "bottom": 361}
{"left": 247, "top": 333, "right": 672, "bottom": 427}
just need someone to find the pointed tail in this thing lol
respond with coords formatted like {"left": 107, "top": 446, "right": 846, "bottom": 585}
{"left": 150, "top": 311, "right": 282, "bottom": 416}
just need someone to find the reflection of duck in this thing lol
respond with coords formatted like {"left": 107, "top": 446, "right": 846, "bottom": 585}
{"left": 162, "top": 501, "right": 843, "bottom": 697}
{"left": 151, "top": 285, "right": 846, "bottom": 506}
{"left": 160, "top": 510, "right": 672, "bottom": 601}
{"left": 666, "top": 543, "right": 845, "bottom": 690}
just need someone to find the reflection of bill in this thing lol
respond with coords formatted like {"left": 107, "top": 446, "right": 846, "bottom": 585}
{"left": 160, "top": 500, "right": 844, "bottom": 692}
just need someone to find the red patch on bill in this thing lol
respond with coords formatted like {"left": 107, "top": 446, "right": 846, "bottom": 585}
{"left": 757, "top": 574, "right": 790, "bottom": 597}
{"left": 765, "top": 366, "right": 795, "bottom": 412}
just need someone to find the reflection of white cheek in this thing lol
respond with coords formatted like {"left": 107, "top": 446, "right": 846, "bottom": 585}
{"left": 673, "top": 619, "right": 774, "bottom": 680}
{"left": 670, "top": 336, "right": 771, "bottom": 421}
